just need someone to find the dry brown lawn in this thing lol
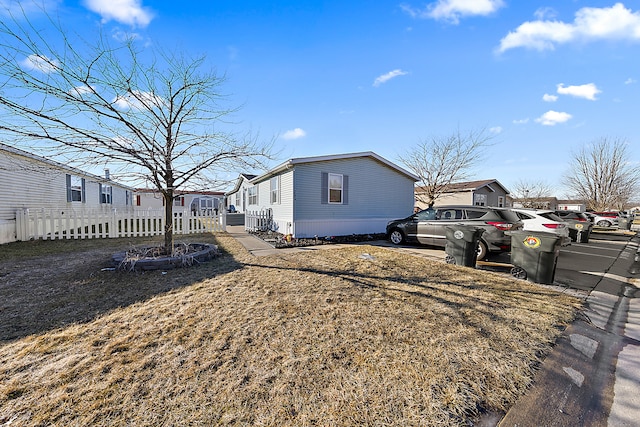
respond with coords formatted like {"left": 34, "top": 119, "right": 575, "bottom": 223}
{"left": 0, "top": 233, "right": 581, "bottom": 426}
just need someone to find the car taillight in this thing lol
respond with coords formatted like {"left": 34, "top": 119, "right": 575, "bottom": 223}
{"left": 486, "top": 221, "right": 512, "bottom": 231}
{"left": 543, "top": 223, "right": 565, "bottom": 229}
{"left": 577, "top": 218, "right": 587, "bottom": 222}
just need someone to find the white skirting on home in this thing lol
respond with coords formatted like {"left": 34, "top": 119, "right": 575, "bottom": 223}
{"left": 290, "top": 218, "right": 391, "bottom": 238}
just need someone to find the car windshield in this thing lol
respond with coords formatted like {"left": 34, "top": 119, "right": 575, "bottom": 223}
{"left": 539, "top": 212, "right": 564, "bottom": 222}
{"left": 415, "top": 208, "right": 437, "bottom": 220}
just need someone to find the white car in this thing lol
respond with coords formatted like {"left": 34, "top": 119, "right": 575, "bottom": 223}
{"left": 508, "top": 208, "right": 571, "bottom": 245}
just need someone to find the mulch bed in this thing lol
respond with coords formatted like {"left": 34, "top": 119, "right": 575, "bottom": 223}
{"left": 249, "top": 230, "right": 387, "bottom": 248}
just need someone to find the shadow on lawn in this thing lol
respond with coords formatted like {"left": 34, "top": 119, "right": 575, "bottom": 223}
{"left": 0, "top": 233, "right": 244, "bottom": 342}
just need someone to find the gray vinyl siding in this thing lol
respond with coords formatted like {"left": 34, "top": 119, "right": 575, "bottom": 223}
{"left": 293, "top": 157, "right": 414, "bottom": 221}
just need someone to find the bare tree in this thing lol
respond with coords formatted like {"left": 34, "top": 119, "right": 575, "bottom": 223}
{"left": 0, "top": 9, "right": 273, "bottom": 253}
{"left": 399, "top": 128, "right": 494, "bottom": 208}
{"left": 510, "top": 179, "right": 554, "bottom": 208}
{"left": 565, "top": 138, "right": 640, "bottom": 211}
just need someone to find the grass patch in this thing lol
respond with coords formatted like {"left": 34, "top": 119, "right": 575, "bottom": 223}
{"left": 0, "top": 233, "right": 581, "bottom": 425}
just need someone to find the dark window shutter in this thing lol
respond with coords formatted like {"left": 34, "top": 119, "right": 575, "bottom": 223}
{"left": 81, "top": 178, "right": 86, "bottom": 203}
{"left": 98, "top": 183, "right": 103, "bottom": 203}
{"left": 66, "top": 174, "right": 72, "bottom": 202}
{"left": 321, "top": 172, "right": 328, "bottom": 204}
{"left": 343, "top": 175, "right": 349, "bottom": 205}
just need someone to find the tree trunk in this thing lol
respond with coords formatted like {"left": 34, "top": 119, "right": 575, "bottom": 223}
{"left": 164, "top": 190, "right": 174, "bottom": 255}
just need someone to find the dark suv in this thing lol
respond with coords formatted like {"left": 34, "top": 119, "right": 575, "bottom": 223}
{"left": 386, "top": 205, "right": 519, "bottom": 259}
{"left": 553, "top": 210, "right": 594, "bottom": 242}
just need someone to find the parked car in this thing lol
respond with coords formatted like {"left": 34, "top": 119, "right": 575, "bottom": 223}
{"left": 553, "top": 210, "right": 594, "bottom": 242}
{"left": 386, "top": 205, "right": 519, "bottom": 260}
{"left": 589, "top": 212, "right": 619, "bottom": 227}
{"left": 508, "top": 208, "right": 571, "bottom": 245}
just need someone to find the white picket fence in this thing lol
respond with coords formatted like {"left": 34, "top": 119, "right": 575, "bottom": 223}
{"left": 245, "top": 209, "right": 273, "bottom": 232}
{"left": 15, "top": 208, "right": 226, "bottom": 241}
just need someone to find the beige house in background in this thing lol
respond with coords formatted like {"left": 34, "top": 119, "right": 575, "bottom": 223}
{"left": 415, "top": 179, "right": 510, "bottom": 210}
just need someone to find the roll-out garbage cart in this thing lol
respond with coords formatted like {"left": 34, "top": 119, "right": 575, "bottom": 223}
{"left": 507, "top": 231, "right": 562, "bottom": 284}
{"left": 444, "top": 225, "right": 485, "bottom": 268}
{"left": 619, "top": 217, "right": 632, "bottom": 231}
{"left": 569, "top": 222, "right": 591, "bottom": 243}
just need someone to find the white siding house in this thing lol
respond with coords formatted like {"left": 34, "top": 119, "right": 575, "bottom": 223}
{"left": 224, "top": 173, "right": 257, "bottom": 213}
{"left": 417, "top": 179, "right": 510, "bottom": 210}
{"left": 0, "top": 142, "right": 134, "bottom": 244}
{"left": 236, "top": 152, "right": 418, "bottom": 238}
{"left": 134, "top": 189, "right": 225, "bottom": 214}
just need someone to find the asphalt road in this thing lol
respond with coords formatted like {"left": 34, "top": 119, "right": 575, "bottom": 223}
{"left": 498, "top": 229, "right": 640, "bottom": 427}
{"left": 555, "top": 232, "right": 635, "bottom": 293}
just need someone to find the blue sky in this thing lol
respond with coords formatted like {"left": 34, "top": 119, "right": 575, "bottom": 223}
{"left": 2, "top": 0, "right": 640, "bottom": 196}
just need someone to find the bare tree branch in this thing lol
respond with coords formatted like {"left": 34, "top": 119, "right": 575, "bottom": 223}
{"left": 398, "top": 128, "right": 495, "bottom": 207}
{"left": 0, "top": 8, "right": 275, "bottom": 252}
{"left": 564, "top": 138, "right": 640, "bottom": 211}
{"left": 510, "top": 179, "right": 553, "bottom": 208}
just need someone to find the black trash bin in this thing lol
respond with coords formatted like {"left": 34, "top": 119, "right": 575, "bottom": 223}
{"left": 619, "top": 217, "right": 632, "bottom": 231}
{"left": 507, "top": 231, "right": 562, "bottom": 284}
{"left": 444, "top": 225, "right": 485, "bottom": 267}
{"left": 569, "top": 222, "right": 592, "bottom": 243}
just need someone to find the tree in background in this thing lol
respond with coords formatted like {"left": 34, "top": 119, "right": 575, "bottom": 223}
{"left": 510, "top": 179, "right": 554, "bottom": 209}
{"left": 565, "top": 138, "right": 640, "bottom": 211}
{"left": 0, "top": 10, "right": 273, "bottom": 253}
{"left": 399, "top": 128, "right": 494, "bottom": 208}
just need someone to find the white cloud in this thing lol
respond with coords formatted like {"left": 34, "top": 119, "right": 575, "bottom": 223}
{"left": 489, "top": 126, "right": 502, "bottom": 134}
{"left": 83, "top": 0, "right": 153, "bottom": 28}
{"left": 401, "top": 0, "right": 504, "bottom": 24}
{"left": 625, "top": 78, "right": 637, "bottom": 85}
{"left": 69, "top": 85, "right": 95, "bottom": 97}
{"left": 534, "top": 7, "right": 557, "bottom": 21}
{"left": 373, "top": 69, "right": 408, "bottom": 87}
{"left": 542, "top": 93, "right": 558, "bottom": 102}
{"left": 557, "top": 83, "right": 601, "bottom": 100}
{"left": 112, "top": 90, "right": 165, "bottom": 110}
{"left": 535, "top": 110, "right": 572, "bottom": 126}
{"left": 20, "top": 54, "right": 59, "bottom": 73}
{"left": 282, "top": 128, "right": 306, "bottom": 140}
{"left": 513, "top": 118, "right": 529, "bottom": 124}
{"left": 498, "top": 3, "right": 640, "bottom": 53}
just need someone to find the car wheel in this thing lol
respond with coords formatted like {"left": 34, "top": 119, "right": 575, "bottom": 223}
{"left": 389, "top": 229, "right": 405, "bottom": 245}
{"left": 597, "top": 220, "right": 611, "bottom": 227}
{"left": 476, "top": 241, "right": 488, "bottom": 260}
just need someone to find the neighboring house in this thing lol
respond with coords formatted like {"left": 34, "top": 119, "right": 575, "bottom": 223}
{"left": 134, "top": 189, "right": 225, "bottom": 214}
{"left": 224, "top": 173, "right": 257, "bottom": 213}
{"left": 0, "top": 142, "right": 134, "bottom": 244}
{"left": 512, "top": 196, "right": 559, "bottom": 210}
{"left": 557, "top": 200, "right": 587, "bottom": 212}
{"left": 416, "top": 179, "right": 510, "bottom": 209}
{"left": 231, "top": 152, "right": 418, "bottom": 238}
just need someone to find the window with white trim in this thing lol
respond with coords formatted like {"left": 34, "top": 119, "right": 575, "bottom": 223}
{"left": 497, "top": 196, "right": 505, "bottom": 208}
{"left": 66, "top": 174, "right": 85, "bottom": 202}
{"left": 270, "top": 176, "right": 279, "bottom": 204}
{"left": 329, "top": 173, "right": 343, "bottom": 204}
{"left": 248, "top": 186, "right": 258, "bottom": 205}
{"left": 473, "top": 193, "right": 487, "bottom": 206}
{"left": 100, "top": 184, "right": 112, "bottom": 204}
{"left": 173, "top": 196, "right": 185, "bottom": 207}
